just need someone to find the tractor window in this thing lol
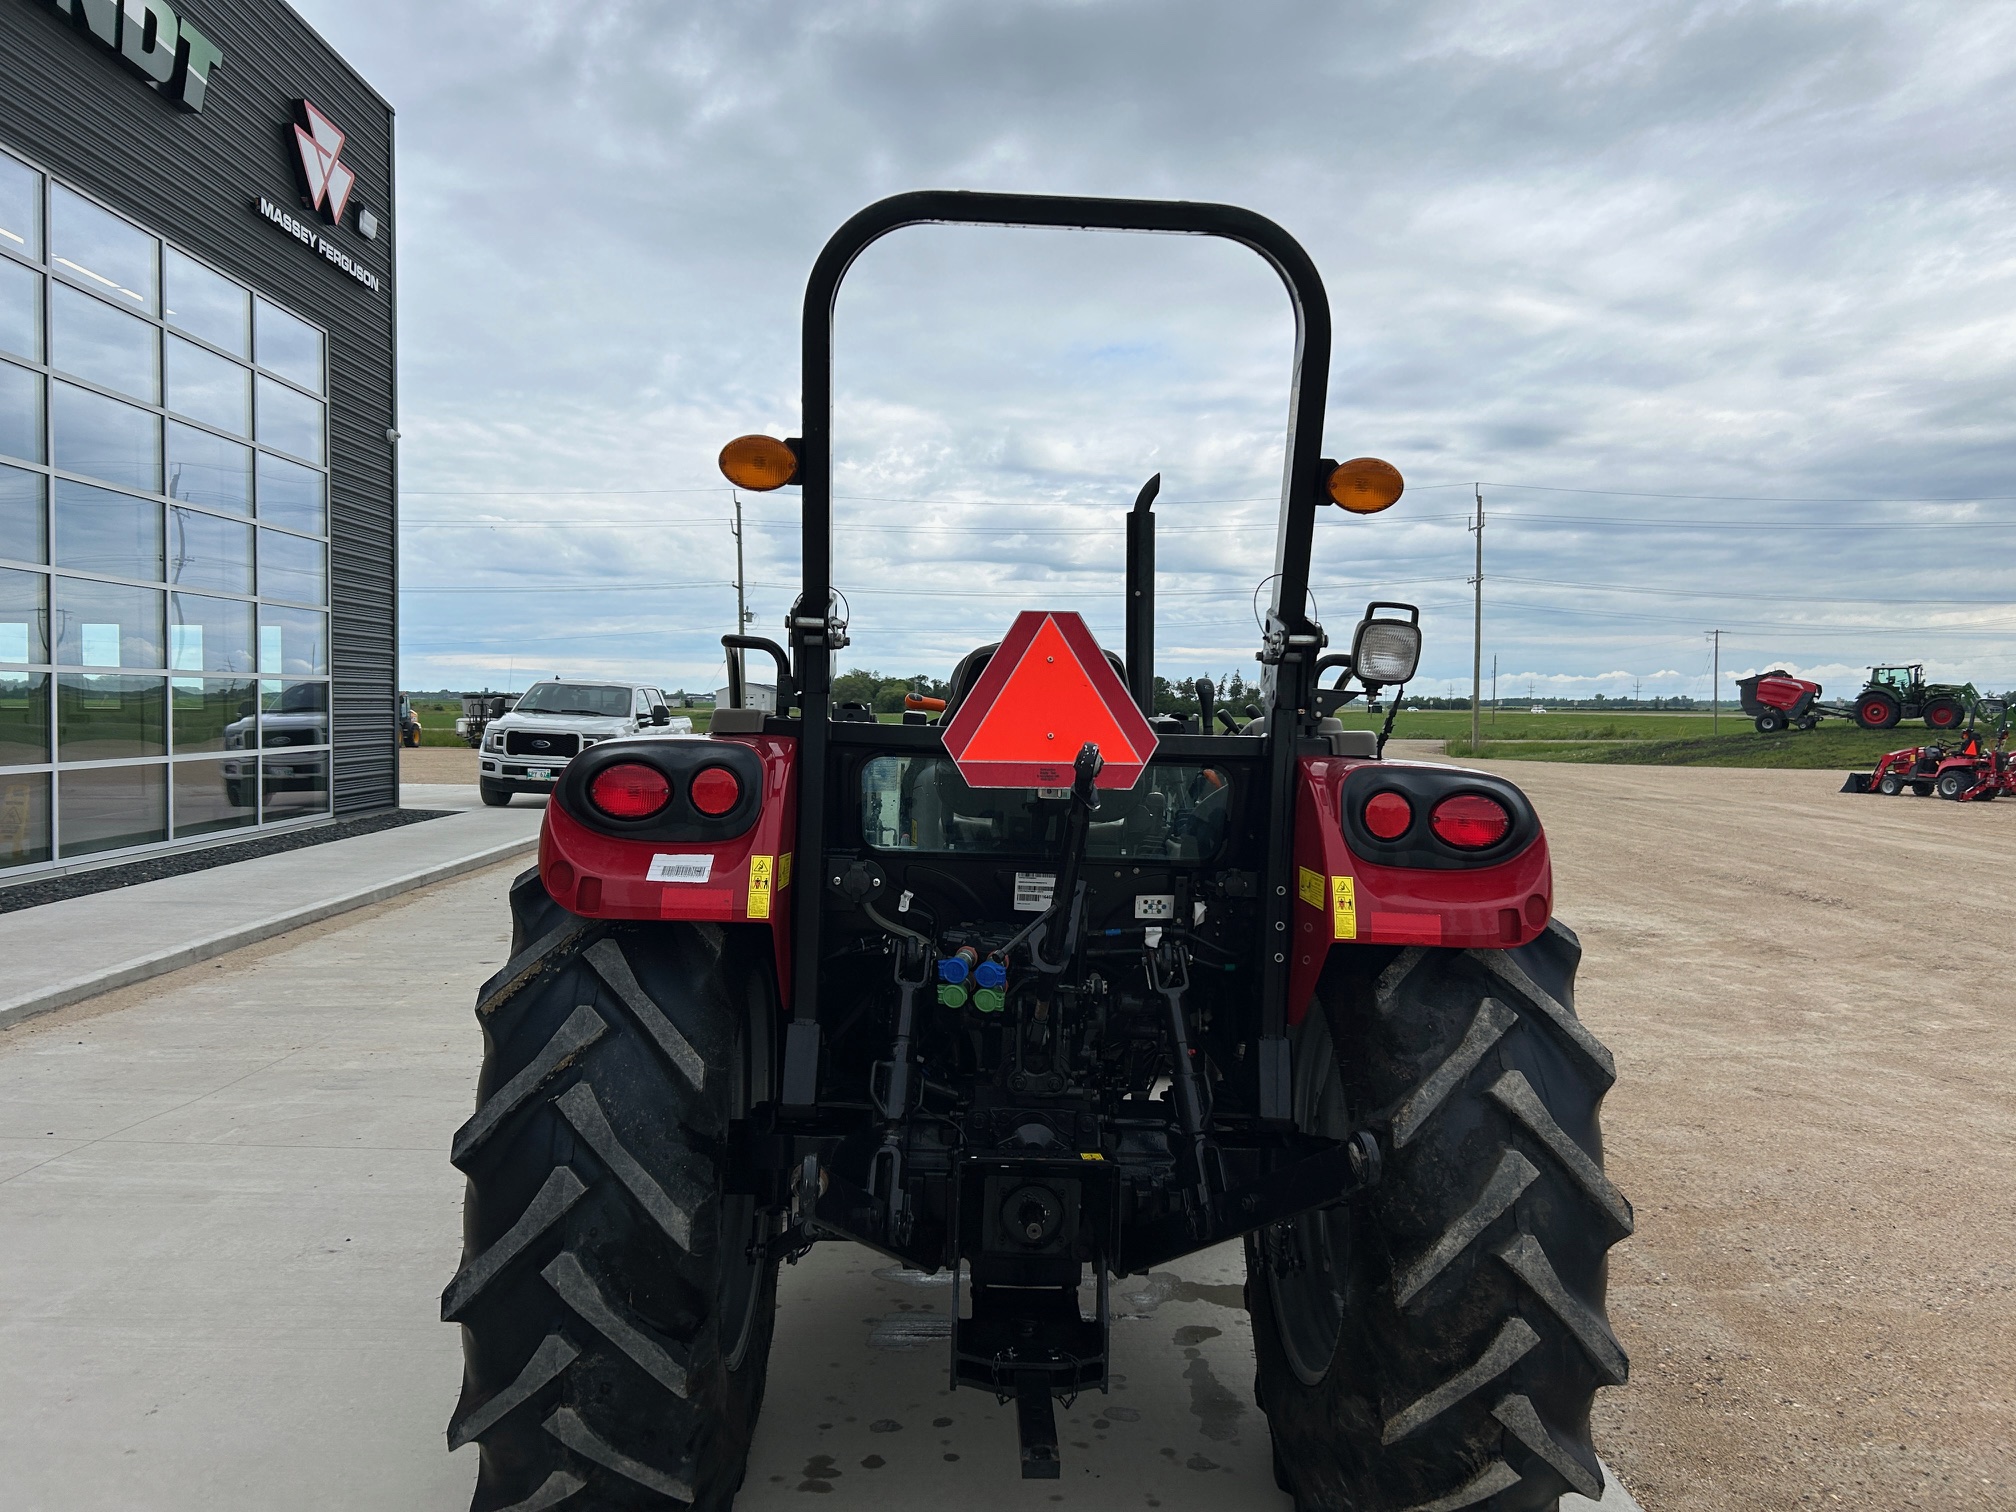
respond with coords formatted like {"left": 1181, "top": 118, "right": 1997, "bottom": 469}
{"left": 861, "top": 756, "right": 1231, "bottom": 861}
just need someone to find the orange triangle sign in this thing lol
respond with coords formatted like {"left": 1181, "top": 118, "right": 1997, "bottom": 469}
{"left": 942, "top": 611, "right": 1158, "bottom": 790}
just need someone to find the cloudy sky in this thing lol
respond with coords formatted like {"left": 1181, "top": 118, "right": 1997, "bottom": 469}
{"left": 292, "top": 0, "right": 2016, "bottom": 702}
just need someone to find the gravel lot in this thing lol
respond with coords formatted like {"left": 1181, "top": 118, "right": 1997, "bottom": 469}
{"left": 1465, "top": 758, "right": 2016, "bottom": 1511}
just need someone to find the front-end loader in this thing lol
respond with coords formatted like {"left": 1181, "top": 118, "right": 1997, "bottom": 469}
{"left": 441, "top": 192, "right": 1629, "bottom": 1512}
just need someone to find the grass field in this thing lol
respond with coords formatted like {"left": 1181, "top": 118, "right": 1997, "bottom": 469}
{"left": 1324, "top": 706, "right": 1952, "bottom": 768}
{"left": 399, "top": 698, "right": 1951, "bottom": 769}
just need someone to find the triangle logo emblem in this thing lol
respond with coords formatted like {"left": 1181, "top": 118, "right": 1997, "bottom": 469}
{"left": 942, "top": 611, "right": 1158, "bottom": 790}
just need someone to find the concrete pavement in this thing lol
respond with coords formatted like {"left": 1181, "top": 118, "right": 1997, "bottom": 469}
{"left": 0, "top": 858, "right": 1639, "bottom": 1511}
{"left": 0, "top": 793, "right": 540, "bottom": 1031}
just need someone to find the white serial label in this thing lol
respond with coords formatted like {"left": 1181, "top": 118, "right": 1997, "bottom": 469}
{"left": 1036, "top": 787, "right": 1071, "bottom": 801}
{"left": 1013, "top": 872, "right": 1056, "bottom": 911}
{"left": 648, "top": 854, "right": 715, "bottom": 884}
{"left": 1134, "top": 894, "right": 1175, "bottom": 920}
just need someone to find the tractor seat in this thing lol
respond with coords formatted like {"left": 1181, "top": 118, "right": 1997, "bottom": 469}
{"left": 941, "top": 641, "right": 1131, "bottom": 721}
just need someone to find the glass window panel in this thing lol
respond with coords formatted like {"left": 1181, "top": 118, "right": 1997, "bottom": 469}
{"left": 0, "top": 259, "right": 40, "bottom": 363}
{"left": 57, "top": 673, "right": 166, "bottom": 760}
{"left": 57, "top": 760, "right": 166, "bottom": 856}
{"left": 0, "top": 566, "right": 47, "bottom": 663}
{"left": 163, "top": 249, "right": 248, "bottom": 358}
{"left": 254, "top": 298, "right": 323, "bottom": 392}
{"left": 0, "top": 360, "right": 44, "bottom": 464}
{"left": 0, "top": 770, "right": 52, "bottom": 869}
{"left": 50, "top": 185, "right": 156, "bottom": 314}
{"left": 172, "top": 675, "right": 257, "bottom": 754}
{"left": 51, "top": 382, "right": 160, "bottom": 493}
{"left": 54, "top": 577, "right": 162, "bottom": 668}
{"left": 258, "top": 678, "right": 328, "bottom": 750}
{"left": 164, "top": 336, "right": 247, "bottom": 434}
{"left": 258, "top": 528, "right": 325, "bottom": 605}
{"left": 0, "top": 152, "right": 42, "bottom": 262}
{"left": 168, "top": 509, "right": 252, "bottom": 595}
{"left": 0, "top": 465, "right": 46, "bottom": 564}
{"left": 174, "top": 756, "right": 257, "bottom": 837}
{"left": 254, "top": 376, "right": 323, "bottom": 464}
{"left": 257, "top": 605, "right": 325, "bottom": 675}
{"left": 166, "top": 423, "right": 251, "bottom": 515}
{"left": 49, "top": 284, "right": 159, "bottom": 402}
{"left": 255, "top": 451, "right": 325, "bottom": 535}
{"left": 261, "top": 748, "right": 327, "bottom": 820}
{"left": 54, "top": 479, "right": 162, "bottom": 580}
{"left": 0, "top": 669, "right": 48, "bottom": 764}
{"left": 169, "top": 591, "right": 253, "bottom": 675}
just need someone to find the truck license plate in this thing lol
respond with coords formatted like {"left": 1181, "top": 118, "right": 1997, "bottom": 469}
{"left": 527, "top": 767, "right": 552, "bottom": 780}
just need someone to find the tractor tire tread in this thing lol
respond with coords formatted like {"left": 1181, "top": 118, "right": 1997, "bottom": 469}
{"left": 1251, "top": 921, "right": 1626, "bottom": 1512}
{"left": 448, "top": 879, "right": 778, "bottom": 1512}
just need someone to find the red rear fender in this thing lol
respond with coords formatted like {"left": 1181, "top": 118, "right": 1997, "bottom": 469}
{"left": 539, "top": 733, "right": 799, "bottom": 997}
{"left": 1288, "top": 756, "right": 1553, "bottom": 1024}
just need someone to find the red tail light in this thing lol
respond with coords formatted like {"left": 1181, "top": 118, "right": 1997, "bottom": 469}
{"left": 689, "top": 766, "right": 742, "bottom": 817}
{"left": 1363, "top": 791, "right": 1413, "bottom": 840}
{"left": 589, "top": 762, "right": 672, "bottom": 819}
{"left": 1430, "top": 793, "right": 1510, "bottom": 848}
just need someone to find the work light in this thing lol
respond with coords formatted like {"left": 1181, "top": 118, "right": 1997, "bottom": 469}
{"left": 1351, "top": 607, "right": 1422, "bottom": 686}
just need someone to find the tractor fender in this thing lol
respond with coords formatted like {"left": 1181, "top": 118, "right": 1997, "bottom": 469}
{"left": 537, "top": 733, "right": 799, "bottom": 1002}
{"left": 1287, "top": 755, "right": 1553, "bottom": 1024}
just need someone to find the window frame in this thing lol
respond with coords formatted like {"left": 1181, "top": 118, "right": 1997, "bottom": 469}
{"left": 0, "top": 141, "right": 337, "bottom": 871}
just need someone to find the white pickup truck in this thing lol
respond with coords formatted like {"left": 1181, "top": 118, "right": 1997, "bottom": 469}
{"left": 477, "top": 679, "right": 691, "bottom": 807}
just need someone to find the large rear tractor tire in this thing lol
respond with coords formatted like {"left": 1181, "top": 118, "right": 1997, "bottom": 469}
{"left": 444, "top": 868, "right": 780, "bottom": 1510}
{"left": 1936, "top": 770, "right": 1972, "bottom": 800}
{"left": 1250, "top": 920, "right": 1630, "bottom": 1512}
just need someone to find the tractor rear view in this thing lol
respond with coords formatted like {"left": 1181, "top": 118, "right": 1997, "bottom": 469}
{"left": 441, "top": 192, "right": 1629, "bottom": 1512}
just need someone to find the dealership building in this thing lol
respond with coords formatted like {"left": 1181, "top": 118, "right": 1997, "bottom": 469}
{"left": 0, "top": 0, "right": 397, "bottom": 876}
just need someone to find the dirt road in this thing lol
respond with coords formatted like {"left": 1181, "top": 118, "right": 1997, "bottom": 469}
{"left": 1474, "top": 761, "right": 2015, "bottom": 1511}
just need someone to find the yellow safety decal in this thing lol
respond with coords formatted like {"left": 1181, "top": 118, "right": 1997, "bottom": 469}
{"left": 777, "top": 852, "right": 792, "bottom": 890}
{"left": 1297, "top": 866, "right": 1324, "bottom": 909}
{"left": 1079, "top": 1152, "right": 1105, "bottom": 1161}
{"left": 747, "top": 855, "right": 775, "bottom": 920}
{"left": 1331, "top": 876, "right": 1358, "bottom": 941}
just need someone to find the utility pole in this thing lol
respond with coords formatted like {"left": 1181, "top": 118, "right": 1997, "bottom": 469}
{"left": 1469, "top": 484, "right": 1484, "bottom": 754}
{"left": 1633, "top": 676, "right": 1642, "bottom": 709}
{"left": 1491, "top": 655, "right": 1498, "bottom": 724}
{"left": 732, "top": 492, "right": 751, "bottom": 631}
{"left": 1709, "top": 629, "right": 1722, "bottom": 731}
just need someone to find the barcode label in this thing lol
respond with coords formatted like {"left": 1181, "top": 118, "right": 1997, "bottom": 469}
{"left": 1013, "top": 872, "right": 1056, "bottom": 911}
{"left": 649, "top": 854, "right": 715, "bottom": 884}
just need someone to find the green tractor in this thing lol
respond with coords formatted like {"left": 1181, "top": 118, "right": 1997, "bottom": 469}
{"left": 1853, "top": 665, "right": 1978, "bottom": 731}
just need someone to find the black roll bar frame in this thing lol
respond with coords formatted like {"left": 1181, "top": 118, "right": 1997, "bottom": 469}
{"left": 780, "top": 191, "right": 1337, "bottom": 1120}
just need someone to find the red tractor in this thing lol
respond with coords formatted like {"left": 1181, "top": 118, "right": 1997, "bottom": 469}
{"left": 1852, "top": 711, "right": 2014, "bottom": 800}
{"left": 441, "top": 193, "right": 1628, "bottom": 1512}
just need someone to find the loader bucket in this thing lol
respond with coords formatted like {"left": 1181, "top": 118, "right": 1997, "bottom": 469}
{"left": 1841, "top": 772, "right": 1873, "bottom": 794}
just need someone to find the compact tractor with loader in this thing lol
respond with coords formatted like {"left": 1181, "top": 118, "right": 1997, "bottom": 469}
{"left": 442, "top": 193, "right": 1629, "bottom": 1512}
{"left": 1847, "top": 703, "right": 2014, "bottom": 800}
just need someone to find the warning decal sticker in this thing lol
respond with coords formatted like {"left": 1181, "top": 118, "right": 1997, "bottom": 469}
{"left": 746, "top": 855, "right": 774, "bottom": 920}
{"left": 1331, "top": 876, "right": 1358, "bottom": 940}
{"left": 1298, "top": 866, "right": 1324, "bottom": 909}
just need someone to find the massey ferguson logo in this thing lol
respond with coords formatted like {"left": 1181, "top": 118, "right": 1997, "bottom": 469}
{"left": 292, "top": 101, "right": 356, "bottom": 225}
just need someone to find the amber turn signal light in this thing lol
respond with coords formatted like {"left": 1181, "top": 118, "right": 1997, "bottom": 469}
{"left": 1327, "top": 457, "right": 1404, "bottom": 514}
{"left": 719, "top": 434, "right": 800, "bottom": 491}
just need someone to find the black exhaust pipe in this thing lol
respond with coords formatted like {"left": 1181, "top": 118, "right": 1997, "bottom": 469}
{"left": 1126, "top": 473, "right": 1158, "bottom": 716}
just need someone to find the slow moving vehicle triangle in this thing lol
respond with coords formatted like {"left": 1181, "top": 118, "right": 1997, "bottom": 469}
{"left": 942, "top": 611, "right": 1157, "bottom": 789}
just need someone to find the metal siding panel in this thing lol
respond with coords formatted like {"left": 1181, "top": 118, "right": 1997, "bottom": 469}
{"left": 0, "top": 0, "right": 398, "bottom": 814}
